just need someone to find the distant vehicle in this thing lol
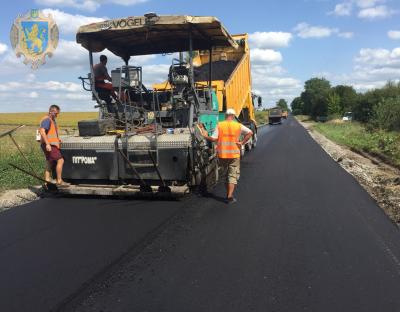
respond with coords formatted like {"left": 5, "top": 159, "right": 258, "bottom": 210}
{"left": 342, "top": 112, "right": 353, "bottom": 121}
{"left": 269, "top": 107, "right": 283, "bottom": 125}
{"left": 282, "top": 111, "right": 288, "bottom": 119}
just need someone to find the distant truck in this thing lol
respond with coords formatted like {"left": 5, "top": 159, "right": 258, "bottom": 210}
{"left": 268, "top": 107, "right": 283, "bottom": 125}
{"left": 282, "top": 111, "right": 288, "bottom": 119}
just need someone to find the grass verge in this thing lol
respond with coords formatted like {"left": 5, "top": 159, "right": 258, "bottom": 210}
{"left": 0, "top": 125, "right": 46, "bottom": 192}
{"left": 312, "top": 120, "right": 400, "bottom": 167}
{"left": 255, "top": 111, "right": 269, "bottom": 125}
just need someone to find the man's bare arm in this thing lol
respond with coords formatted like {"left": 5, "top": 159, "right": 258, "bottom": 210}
{"left": 39, "top": 128, "right": 52, "bottom": 151}
{"left": 238, "top": 131, "right": 253, "bottom": 146}
{"left": 197, "top": 124, "right": 218, "bottom": 142}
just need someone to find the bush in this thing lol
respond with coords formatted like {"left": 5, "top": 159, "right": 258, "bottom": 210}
{"left": 371, "top": 97, "right": 400, "bottom": 131}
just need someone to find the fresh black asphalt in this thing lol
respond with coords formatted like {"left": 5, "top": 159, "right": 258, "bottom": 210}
{"left": 1, "top": 117, "right": 400, "bottom": 312}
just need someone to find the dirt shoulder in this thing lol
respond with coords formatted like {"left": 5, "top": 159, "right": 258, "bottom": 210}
{"left": 299, "top": 120, "right": 400, "bottom": 225}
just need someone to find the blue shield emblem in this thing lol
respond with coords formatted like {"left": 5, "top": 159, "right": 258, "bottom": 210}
{"left": 21, "top": 21, "right": 49, "bottom": 55}
{"left": 10, "top": 9, "right": 59, "bottom": 69}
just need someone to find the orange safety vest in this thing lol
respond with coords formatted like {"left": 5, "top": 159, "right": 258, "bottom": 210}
{"left": 39, "top": 116, "right": 61, "bottom": 148}
{"left": 217, "top": 120, "right": 242, "bottom": 159}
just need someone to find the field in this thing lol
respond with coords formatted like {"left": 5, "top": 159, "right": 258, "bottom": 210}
{"left": 0, "top": 112, "right": 97, "bottom": 127}
{"left": 312, "top": 120, "right": 400, "bottom": 167}
{"left": 0, "top": 112, "right": 99, "bottom": 192}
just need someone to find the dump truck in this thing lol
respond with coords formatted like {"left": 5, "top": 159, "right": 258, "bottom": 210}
{"left": 282, "top": 110, "right": 288, "bottom": 119}
{"left": 54, "top": 14, "right": 247, "bottom": 197}
{"left": 154, "top": 34, "right": 260, "bottom": 155}
{"left": 268, "top": 107, "right": 283, "bottom": 125}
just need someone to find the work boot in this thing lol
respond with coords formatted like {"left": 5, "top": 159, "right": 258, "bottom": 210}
{"left": 225, "top": 197, "right": 237, "bottom": 204}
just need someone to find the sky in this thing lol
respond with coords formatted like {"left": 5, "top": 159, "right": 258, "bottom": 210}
{"left": 0, "top": 0, "right": 399, "bottom": 112}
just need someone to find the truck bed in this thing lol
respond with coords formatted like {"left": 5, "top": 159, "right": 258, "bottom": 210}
{"left": 194, "top": 60, "right": 238, "bottom": 82}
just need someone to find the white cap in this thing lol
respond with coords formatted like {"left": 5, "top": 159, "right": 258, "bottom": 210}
{"left": 226, "top": 108, "right": 236, "bottom": 115}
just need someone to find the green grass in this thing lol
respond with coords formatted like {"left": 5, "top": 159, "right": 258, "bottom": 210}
{"left": 313, "top": 121, "right": 400, "bottom": 167}
{"left": 0, "top": 125, "right": 45, "bottom": 192}
{"left": 255, "top": 111, "right": 269, "bottom": 125}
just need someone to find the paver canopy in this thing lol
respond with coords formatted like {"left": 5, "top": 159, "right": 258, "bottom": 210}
{"left": 76, "top": 15, "right": 238, "bottom": 59}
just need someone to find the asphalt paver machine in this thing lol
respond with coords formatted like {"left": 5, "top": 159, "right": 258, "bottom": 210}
{"left": 58, "top": 14, "right": 240, "bottom": 196}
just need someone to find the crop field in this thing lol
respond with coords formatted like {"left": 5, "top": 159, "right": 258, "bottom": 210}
{"left": 0, "top": 112, "right": 98, "bottom": 127}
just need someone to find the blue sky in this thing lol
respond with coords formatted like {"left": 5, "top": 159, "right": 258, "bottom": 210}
{"left": 0, "top": 0, "right": 399, "bottom": 112}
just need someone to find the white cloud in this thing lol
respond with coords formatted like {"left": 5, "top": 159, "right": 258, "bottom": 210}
{"left": 257, "top": 65, "right": 286, "bottom": 76}
{"left": 26, "top": 73, "right": 36, "bottom": 83}
{"left": 51, "top": 93, "right": 91, "bottom": 100}
{"left": 141, "top": 64, "right": 170, "bottom": 85}
{"left": 28, "top": 91, "right": 39, "bottom": 98}
{"left": 251, "top": 49, "right": 282, "bottom": 64}
{"left": 42, "top": 9, "right": 107, "bottom": 34}
{"left": 338, "top": 32, "right": 354, "bottom": 39}
{"left": 0, "top": 39, "right": 156, "bottom": 75}
{"left": 355, "top": 0, "right": 384, "bottom": 9}
{"left": 248, "top": 32, "right": 293, "bottom": 49}
{"left": 0, "top": 80, "right": 82, "bottom": 92}
{"left": 330, "top": 0, "right": 395, "bottom": 20}
{"left": 0, "top": 43, "right": 7, "bottom": 55}
{"left": 331, "top": 2, "right": 353, "bottom": 16}
{"left": 358, "top": 5, "right": 396, "bottom": 19}
{"left": 326, "top": 46, "right": 400, "bottom": 92}
{"left": 35, "top": 0, "right": 147, "bottom": 12}
{"left": 251, "top": 63, "right": 302, "bottom": 107}
{"left": 388, "top": 30, "right": 400, "bottom": 40}
{"left": 294, "top": 23, "right": 338, "bottom": 39}
{"left": 0, "top": 80, "right": 94, "bottom": 112}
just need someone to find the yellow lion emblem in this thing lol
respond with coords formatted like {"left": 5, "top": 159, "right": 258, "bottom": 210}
{"left": 22, "top": 23, "right": 46, "bottom": 55}
{"left": 10, "top": 9, "right": 59, "bottom": 69}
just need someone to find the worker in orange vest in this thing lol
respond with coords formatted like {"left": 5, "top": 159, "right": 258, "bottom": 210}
{"left": 200, "top": 108, "right": 253, "bottom": 204}
{"left": 38, "top": 105, "right": 69, "bottom": 186}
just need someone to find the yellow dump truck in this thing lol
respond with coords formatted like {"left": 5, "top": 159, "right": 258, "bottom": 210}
{"left": 282, "top": 111, "right": 288, "bottom": 119}
{"left": 154, "top": 33, "right": 260, "bottom": 152}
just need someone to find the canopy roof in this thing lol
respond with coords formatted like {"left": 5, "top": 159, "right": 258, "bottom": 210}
{"left": 76, "top": 15, "right": 239, "bottom": 59}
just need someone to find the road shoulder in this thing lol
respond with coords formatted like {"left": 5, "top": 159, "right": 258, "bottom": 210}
{"left": 298, "top": 119, "right": 400, "bottom": 225}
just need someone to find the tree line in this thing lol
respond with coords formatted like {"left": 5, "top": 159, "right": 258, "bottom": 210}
{"left": 290, "top": 78, "right": 400, "bottom": 131}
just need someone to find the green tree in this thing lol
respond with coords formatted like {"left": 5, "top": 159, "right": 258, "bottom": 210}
{"left": 332, "top": 85, "right": 358, "bottom": 114}
{"left": 327, "top": 92, "right": 341, "bottom": 115}
{"left": 301, "top": 78, "right": 331, "bottom": 118}
{"left": 276, "top": 99, "right": 288, "bottom": 110}
{"left": 290, "top": 97, "right": 304, "bottom": 115}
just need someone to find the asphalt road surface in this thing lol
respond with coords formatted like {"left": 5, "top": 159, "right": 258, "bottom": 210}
{"left": 1, "top": 116, "right": 400, "bottom": 312}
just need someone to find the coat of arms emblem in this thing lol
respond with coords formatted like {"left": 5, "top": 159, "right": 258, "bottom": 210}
{"left": 10, "top": 9, "right": 59, "bottom": 69}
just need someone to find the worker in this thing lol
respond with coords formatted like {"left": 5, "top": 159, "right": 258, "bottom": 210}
{"left": 200, "top": 108, "right": 253, "bottom": 204}
{"left": 93, "top": 55, "right": 118, "bottom": 114}
{"left": 39, "top": 105, "right": 69, "bottom": 186}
